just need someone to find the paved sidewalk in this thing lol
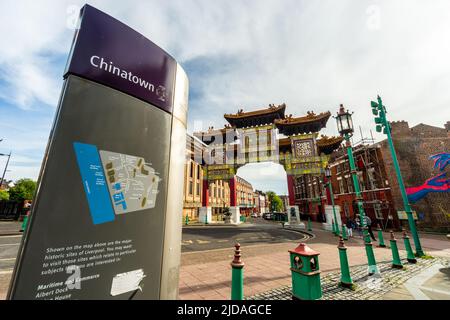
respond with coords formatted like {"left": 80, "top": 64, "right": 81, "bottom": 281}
{"left": 178, "top": 224, "right": 450, "bottom": 300}
{"left": 383, "top": 262, "right": 450, "bottom": 300}
{"left": 248, "top": 257, "right": 450, "bottom": 300}
{"left": 179, "top": 228, "right": 393, "bottom": 299}
{"left": 0, "top": 221, "right": 22, "bottom": 236}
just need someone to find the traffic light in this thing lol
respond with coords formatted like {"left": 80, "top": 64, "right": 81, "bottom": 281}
{"left": 370, "top": 101, "right": 379, "bottom": 109}
{"left": 371, "top": 101, "right": 379, "bottom": 115}
{"left": 374, "top": 117, "right": 384, "bottom": 124}
{"left": 371, "top": 97, "right": 388, "bottom": 133}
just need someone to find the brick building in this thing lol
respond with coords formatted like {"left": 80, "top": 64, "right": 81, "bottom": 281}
{"left": 235, "top": 175, "right": 255, "bottom": 217}
{"left": 183, "top": 134, "right": 206, "bottom": 220}
{"left": 328, "top": 143, "right": 400, "bottom": 230}
{"left": 183, "top": 133, "right": 254, "bottom": 222}
{"left": 326, "top": 120, "right": 449, "bottom": 232}
{"left": 208, "top": 179, "right": 231, "bottom": 219}
{"left": 376, "top": 121, "right": 450, "bottom": 232}
{"left": 253, "top": 190, "right": 268, "bottom": 216}
{"left": 184, "top": 134, "right": 231, "bottom": 221}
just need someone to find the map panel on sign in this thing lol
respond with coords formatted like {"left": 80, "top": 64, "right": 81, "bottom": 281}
{"left": 99, "top": 150, "right": 160, "bottom": 215}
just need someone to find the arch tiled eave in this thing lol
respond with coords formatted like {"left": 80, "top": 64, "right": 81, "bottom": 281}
{"left": 224, "top": 104, "right": 286, "bottom": 128}
{"left": 274, "top": 111, "right": 331, "bottom": 135}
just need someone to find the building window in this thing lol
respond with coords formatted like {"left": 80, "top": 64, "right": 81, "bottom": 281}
{"left": 197, "top": 166, "right": 201, "bottom": 179}
{"left": 374, "top": 203, "right": 383, "bottom": 219}
{"left": 338, "top": 179, "right": 344, "bottom": 194}
{"left": 196, "top": 182, "right": 200, "bottom": 196}
{"left": 359, "top": 174, "right": 365, "bottom": 191}
{"left": 347, "top": 178, "right": 353, "bottom": 193}
{"left": 190, "top": 162, "right": 194, "bottom": 178}
{"left": 189, "top": 181, "right": 193, "bottom": 195}
{"left": 344, "top": 162, "right": 349, "bottom": 172}
{"left": 344, "top": 203, "right": 350, "bottom": 217}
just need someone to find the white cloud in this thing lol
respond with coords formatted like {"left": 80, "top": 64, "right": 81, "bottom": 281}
{"left": 237, "top": 162, "right": 287, "bottom": 194}
{"left": 1, "top": 0, "right": 450, "bottom": 186}
{"left": 0, "top": 58, "right": 62, "bottom": 109}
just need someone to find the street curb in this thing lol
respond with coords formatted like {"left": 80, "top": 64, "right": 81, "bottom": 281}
{"left": 0, "top": 231, "right": 22, "bottom": 237}
{"left": 283, "top": 226, "right": 315, "bottom": 240}
{"left": 182, "top": 224, "right": 240, "bottom": 228}
{"left": 182, "top": 222, "right": 260, "bottom": 228}
{"left": 182, "top": 236, "right": 311, "bottom": 255}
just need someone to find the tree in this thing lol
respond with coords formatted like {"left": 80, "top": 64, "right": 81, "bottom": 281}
{"left": 0, "top": 189, "right": 9, "bottom": 201}
{"left": 266, "top": 191, "right": 283, "bottom": 212}
{"left": 8, "top": 179, "right": 37, "bottom": 202}
{"left": 223, "top": 206, "right": 231, "bottom": 223}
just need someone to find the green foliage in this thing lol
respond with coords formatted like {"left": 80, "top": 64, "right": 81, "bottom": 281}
{"left": 8, "top": 179, "right": 37, "bottom": 202}
{"left": 266, "top": 191, "right": 283, "bottom": 212}
{"left": 223, "top": 206, "right": 231, "bottom": 217}
{"left": 0, "top": 189, "right": 9, "bottom": 201}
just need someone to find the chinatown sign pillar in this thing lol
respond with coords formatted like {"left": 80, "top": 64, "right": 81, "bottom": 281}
{"left": 194, "top": 105, "right": 343, "bottom": 227}
{"left": 8, "top": 5, "right": 188, "bottom": 300}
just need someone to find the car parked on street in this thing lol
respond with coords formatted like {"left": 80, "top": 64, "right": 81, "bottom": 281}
{"left": 263, "top": 213, "right": 272, "bottom": 220}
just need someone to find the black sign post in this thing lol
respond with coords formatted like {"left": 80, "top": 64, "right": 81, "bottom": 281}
{"left": 8, "top": 5, "right": 188, "bottom": 300}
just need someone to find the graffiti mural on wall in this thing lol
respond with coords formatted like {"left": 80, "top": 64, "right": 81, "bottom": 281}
{"left": 406, "top": 153, "right": 450, "bottom": 203}
{"left": 430, "top": 152, "right": 450, "bottom": 171}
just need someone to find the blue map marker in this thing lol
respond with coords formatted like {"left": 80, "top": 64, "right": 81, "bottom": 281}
{"left": 73, "top": 142, "right": 116, "bottom": 224}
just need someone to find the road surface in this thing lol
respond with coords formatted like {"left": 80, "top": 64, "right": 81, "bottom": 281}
{"left": 181, "top": 218, "right": 308, "bottom": 252}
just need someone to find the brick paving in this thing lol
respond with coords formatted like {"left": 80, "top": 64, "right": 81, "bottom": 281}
{"left": 178, "top": 224, "right": 450, "bottom": 300}
{"left": 247, "top": 257, "right": 450, "bottom": 300}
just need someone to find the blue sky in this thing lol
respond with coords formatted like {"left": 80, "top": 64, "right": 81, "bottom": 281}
{"left": 1, "top": 0, "right": 450, "bottom": 194}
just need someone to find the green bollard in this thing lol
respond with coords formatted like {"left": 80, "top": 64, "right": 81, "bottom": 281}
{"left": 389, "top": 231, "right": 403, "bottom": 269}
{"left": 20, "top": 215, "right": 29, "bottom": 232}
{"left": 230, "top": 243, "right": 244, "bottom": 300}
{"left": 185, "top": 214, "right": 189, "bottom": 226}
{"left": 205, "top": 213, "right": 208, "bottom": 225}
{"left": 402, "top": 230, "right": 417, "bottom": 263}
{"left": 342, "top": 225, "right": 348, "bottom": 240}
{"left": 337, "top": 236, "right": 353, "bottom": 288}
{"left": 289, "top": 243, "right": 322, "bottom": 300}
{"left": 307, "top": 217, "right": 312, "bottom": 231}
{"left": 377, "top": 224, "right": 386, "bottom": 247}
{"left": 363, "top": 228, "right": 379, "bottom": 275}
{"left": 335, "top": 220, "right": 340, "bottom": 237}
{"left": 331, "top": 219, "right": 336, "bottom": 235}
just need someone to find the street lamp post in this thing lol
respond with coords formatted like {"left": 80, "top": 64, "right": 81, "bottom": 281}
{"left": 325, "top": 166, "right": 339, "bottom": 236}
{"left": 335, "top": 104, "right": 378, "bottom": 274}
{"left": 371, "top": 95, "right": 424, "bottom": 257}
{"left": 0, "top": 151, "right": 12, "bottom": 188}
